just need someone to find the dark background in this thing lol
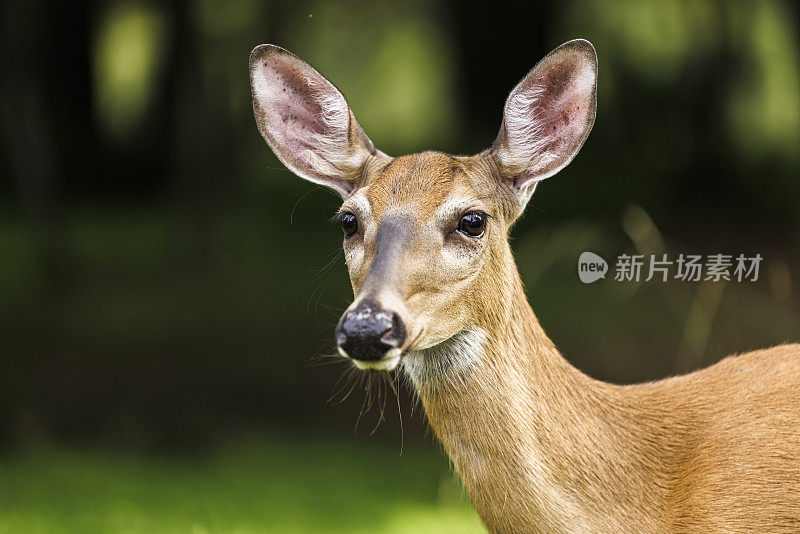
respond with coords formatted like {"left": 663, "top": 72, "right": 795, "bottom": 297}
{"left": 2, "top": 0, "right": 799, "bottom": 453}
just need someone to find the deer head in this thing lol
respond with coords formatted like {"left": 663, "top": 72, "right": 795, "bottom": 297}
{"left": 250, "top": 40, "right": 597, "bottom": 372}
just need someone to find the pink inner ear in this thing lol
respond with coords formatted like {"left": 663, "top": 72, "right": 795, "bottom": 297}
{"left": 253, "top": 56, "right": 350, "bottom": 172}
{"left": 530, "top": 61, "right": 587, "bottom": 154}
{"left": 268, "top": 62, "right": 329, "bottom": 138}
{"left": 500, "top": 50, "right": 596, "bottom": 187}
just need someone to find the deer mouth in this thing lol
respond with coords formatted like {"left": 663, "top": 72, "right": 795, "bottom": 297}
{"left": 341, "top": 347, "right": 403, "bottom": 371}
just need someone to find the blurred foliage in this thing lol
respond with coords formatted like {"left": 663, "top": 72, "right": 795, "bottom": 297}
{"left": 0, "top": 436, "right": 482, "bottom": 533}
{"left": 563, "top": 0, "right": 800, "bottom": 165}
{"left": 285, "top": 0, "right": 457, "bottom": 153}
{"left": 728, "top": 0, "right": 800, "bottom": 163}
{"left": 93, "top": 2, "right": 167, "bottom": 141}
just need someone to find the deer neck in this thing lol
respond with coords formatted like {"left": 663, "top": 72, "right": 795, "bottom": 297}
{"left": 402, "top": 251, "right": 664, "bottom": 533}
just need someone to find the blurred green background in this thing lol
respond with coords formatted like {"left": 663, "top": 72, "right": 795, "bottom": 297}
{"left": 1, "top": 0, "right": 799, "bottom": 532}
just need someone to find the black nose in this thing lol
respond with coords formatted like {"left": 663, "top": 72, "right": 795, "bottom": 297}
{"left": 336, "top": 300, "right": 407, "bottom": 361}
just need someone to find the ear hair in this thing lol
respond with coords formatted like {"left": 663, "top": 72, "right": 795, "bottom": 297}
{"left": 491, "top": 39, "right": 598, "bottom": 204}
{"left": 249, "top": 44, "right": 385, "bottom": 197}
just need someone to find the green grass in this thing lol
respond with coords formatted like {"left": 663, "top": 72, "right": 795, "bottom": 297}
{"left": 0, "top": 436, "right": 484, "bottom": 534}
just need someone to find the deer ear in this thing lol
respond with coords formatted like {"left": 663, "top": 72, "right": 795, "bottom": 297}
{"left": 491, "top": 39, "right": 597, "bottom": 203}
{"left": 250, "top": 45, "right": 382, "bottom": 198}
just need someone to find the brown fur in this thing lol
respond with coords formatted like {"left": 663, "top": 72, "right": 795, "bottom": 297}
{"left": 360, "top": 153, "right": 800, "bottom": 533}
{"left": 340, "top": 151, "right": 800, "bottom": 533}
{"left": 251, "top": 42, "right": 800, "bottom": 533}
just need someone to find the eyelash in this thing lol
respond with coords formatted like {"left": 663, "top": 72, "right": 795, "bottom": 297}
{"left": 330, "top": 212, "right": 350, "bottom": 224}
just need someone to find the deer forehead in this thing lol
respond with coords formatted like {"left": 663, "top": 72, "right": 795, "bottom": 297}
{"left": 353, "top": 152, "right": 493, "bottom": 223}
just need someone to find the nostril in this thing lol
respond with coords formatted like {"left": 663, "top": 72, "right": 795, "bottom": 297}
{"left": 380, "top": 312, "right": 407, "bottom": 348}
{"left": 380, "top": 330, "right": 399, "bottom": 347}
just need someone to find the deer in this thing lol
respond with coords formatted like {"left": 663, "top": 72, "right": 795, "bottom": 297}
{"left": 249, "top": 39, "right": 800, "bottom": 533}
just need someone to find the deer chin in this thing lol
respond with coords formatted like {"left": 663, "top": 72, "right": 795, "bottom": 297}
{"left": 339, "top": 347, "right": 403, "bottom": 371}
{"left": 401, "top": 327, "right": 488, "bottom": 385}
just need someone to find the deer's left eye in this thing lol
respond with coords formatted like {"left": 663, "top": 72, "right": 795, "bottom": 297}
{"left": 340, "top": 213, "right": 358, "bottom": 237}
{"left": 458, "top": 212, "right": 486, "bottom": 237}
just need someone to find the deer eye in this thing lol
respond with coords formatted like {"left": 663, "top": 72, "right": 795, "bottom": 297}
{"left": 340, "top": 213, "right": 358, "bottom": 237}
{"left": 457, "top": 212, "right": 486, "bottom": 237}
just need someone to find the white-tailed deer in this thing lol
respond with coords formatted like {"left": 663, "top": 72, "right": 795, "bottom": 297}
{"left": 250, "top": 40, "right": 800, "bottom": 533}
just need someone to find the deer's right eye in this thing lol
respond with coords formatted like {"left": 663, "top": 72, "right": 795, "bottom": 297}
{"left": 340, "top": 213, "right": 358, "bottom": 237}
{"left": 457, "top": 211, "right": 487, "bottom": 237}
